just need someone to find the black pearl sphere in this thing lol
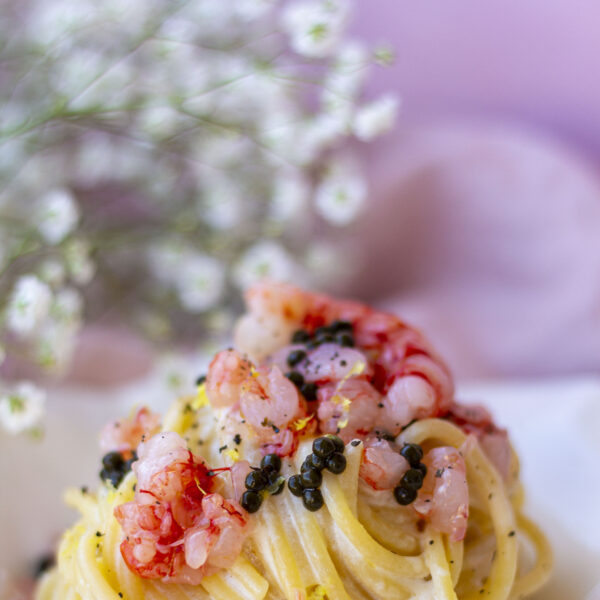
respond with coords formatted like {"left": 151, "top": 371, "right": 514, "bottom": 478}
{"left": 394, "top": 485, "right": 417, "bottom": 506}
{"left": 325, "top": 452, "right": 347, "bottom": 474}
{"left": 400, "top": 443, "right": 424, "bottom": 467}
{"left": 245, "top": 470, "right": 268, "bottom": 491}
{"left": 324, "top": 434, "right": 345, "bottom": 453}
{"left": 302, "top": 488, "right": 324, "bottom": 511}
{"left": 260, "top": 453, "right": 282, "bottom": 473}
{"left": 401, "top": 468, "right": 424, "bottom": 491}
{"left": 241, "top": 490, "right": 262, "bottom": 513}
{"left": 288, "top": 474, "right": 304, "bottom": 497}
{"left": 300, "top": 467, "right": 323, "bottom": 489}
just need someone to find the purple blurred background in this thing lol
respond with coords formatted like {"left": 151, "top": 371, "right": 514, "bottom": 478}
{"left": 345, "top": 0, "right": 600, "bottom": 380}
{"left": 354, "top": 0, "right": 600, "bottom": 155}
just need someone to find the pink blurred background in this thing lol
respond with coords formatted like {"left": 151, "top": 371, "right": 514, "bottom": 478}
{"left": 346, "top": 0, "right": 600, "bottom": 380}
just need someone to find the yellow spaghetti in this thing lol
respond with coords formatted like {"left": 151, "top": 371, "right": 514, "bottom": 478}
{"left": 36, "top": 282, "right": 552, "bottom": 600}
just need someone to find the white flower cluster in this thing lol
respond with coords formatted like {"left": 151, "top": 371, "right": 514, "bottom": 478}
{"left": 0, "top": 0, "right": 398, "bottom": 430}
{"left": 5, "top": 273, "right": 83, "bottom": 374}
{"left": 0, "top": 381, "right": 46, "bottom": 435}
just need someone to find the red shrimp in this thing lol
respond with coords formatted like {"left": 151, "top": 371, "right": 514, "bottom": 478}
{"left": 359, "top": 437, "right": 410, "bottom": 490}
{"left": 99, "top": 406, "right": 161, "bottom": 454}
{"left": 206, "top": 349, "right": 252, "bottom": 408}
{"left": 115, "top": 432, "right": 251, "bottom": 584}
{"left": 414, "top": 446, "right": 469, "bottom": 542}
{"left": 239, "top": 366, "right": 302, "bottom": 431}
{"left": 317, "top": 379, "right": 381, "bottom": 442}
{"left": 447, "top": 401, "right": 512, "bottom": 480}
{"left": 235, "top": 281, "right": 454, "bottom": 437}
{"left": 238, "top": 365, "right": 308, "bottom": 457}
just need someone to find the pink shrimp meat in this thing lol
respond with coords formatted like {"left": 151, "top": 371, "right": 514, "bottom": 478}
{"left": 115, "top": 432, "right": 251, "bottom": 584}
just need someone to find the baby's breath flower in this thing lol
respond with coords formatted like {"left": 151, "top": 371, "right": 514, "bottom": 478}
{"left": 75, "top": 134, "right": 119, "bottom": 185}
{"left": 198, "top": 176, "right": 246, "bottom": 230}
{"left": 269, "top": 170, "right": 310, "bottom": 222}
{"left": 353, "top": 94, "right": 400, "bottom": 141}
{"left": 5, "top": 275, "right": 52, "bottom": 337}
{"left": 175, "top": 253, "right": 226, "bottom": 313}
{"left": 233, "top": 0, "right": 279, "bottom": 21}
{"left": 314, "top": 160, "right": 367, "bottom": 226}
{"left": 233, "top": 241, "right": 297, "bottom": 289}
{"left": 39, "top": 260, "right": 66, "bottom": 288}
{"left": 35, "top": 189, "right": 79, "bottom": 245}
{"left": 374, "top": 44, "right": 395, "bottom": 66}
{"left": 138, "top": 106, "right": 181, "bottom": 140}
{"left": 35, "top": 319, "right": 79, "bottom": 374}
{"left": 283, "top": 0, "right": 350, "bottom": 58}
{"left": 326, "top": 41, "right": 369, "bottom": 98}
{"left": 51, "top": 287, "right": 83, "bottom": 323}
{"left": 64, "top": 239, "right": 95, "bottom": 285}
{"left": 0, "top": 382, "right": 46, "bottom": 435}
{"left": 0, "top": 0, "right": 396, "bottom": 404}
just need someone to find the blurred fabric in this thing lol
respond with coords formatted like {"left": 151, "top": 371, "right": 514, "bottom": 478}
{"left": 351, "top": 122, "right": 600, "bottom": 379}
{"left": 353, "top": 0, "right": 600, "bottom": 157}
{"left": 346, "top": 1, "right": 600, "bottom": 379}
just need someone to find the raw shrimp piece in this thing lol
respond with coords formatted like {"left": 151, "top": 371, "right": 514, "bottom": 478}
{"left": 237, "top": 281, "right": 455, "bottom": 435}
{"left": 259, "top": 427, "right": 300, "bottom": 457}
{"left": 234, "top": 281, "right": 308, "bottom": 360}
{"left": 448, "top": 402, "right": 511, "bottom": 479}
{"left": 115, "top": 432, "right": 251, "bottom": 584}
{"left": 245, "top": 280, "right": 308, "bottom": 322}
{"left": 414, "top": 446, "right": 469, "bottom": 542}
{"left": 301, "top": 344, "right": 371, "bottom": 384}
{"left": 99, "top": 406, "right": 161, "bottom": 453}
{"left": 317, "top": 379, "right": 380, "bottom": 441}
{"left": 234, "top": 313, "right": 295, "bottom": 362}
{"left": 379, "top": 375, "right": 437, "bottom": 434}
{"left": 478, "top": 431, "right": 511, "bottom": 480}
{"left": 206, "top": 349, "right": 252, "bottom": 408}
{"left": 183, "top": 494, "right": 250, "bottom": 573}
{"left": 133, "top": 431, "right": 193, "bottom": 493}
{"left": 359, "top": 437, "right": 410, "bottom": 490}
{"left": 239, "top": 366, "right": 302, "bottom": 431}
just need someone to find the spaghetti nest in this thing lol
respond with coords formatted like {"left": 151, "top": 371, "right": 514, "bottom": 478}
{"left": 36, "top": 282, "right": 552, "bottom": 600}
{"left": 36, "top": 403, "right": 551, "bottom": 600}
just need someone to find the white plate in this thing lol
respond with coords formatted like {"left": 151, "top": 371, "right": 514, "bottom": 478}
{"left": 2, "top": 372, "right": 599, "bottom": 598}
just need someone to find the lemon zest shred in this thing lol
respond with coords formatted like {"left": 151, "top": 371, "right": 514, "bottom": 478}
{"left": 224, "top": 447, "right": 240, "bottom": 462}
{"left": 331, "top": 361, "right": 365, "bottom": 405}
{"left": 192, "top": 384, "right": 209, "bottom": 409}
{"left": 328, "top": 361, "right": 364, "bottom": 430}
{"left": 292, "top": 413, "right": 315, "bottom": 432}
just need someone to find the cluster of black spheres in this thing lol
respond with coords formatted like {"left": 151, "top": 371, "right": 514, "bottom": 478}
{"left": 100, "top": 451, "right": 137, "bottom": 488}
{"left": 290, "top": 320, "right": 355, "bottom": 350}
{"left": 241, "top": 453, "right": 285, "bottom": 513}
{"left": 393, "top": 443, "right": 427, "bottom": 505}
{"left": 285, "top": 321, "right": 355, "bottom": 402}
{"left": 288, "top": 435, "right": 346, "bottom": 512}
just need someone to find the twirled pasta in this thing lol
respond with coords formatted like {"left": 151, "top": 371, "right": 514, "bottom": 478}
{"left": 36, "top": 283, "right": 552, "bottom": 599}
{"left": 36, "top": 403, "right": 551, "bottom": 600}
